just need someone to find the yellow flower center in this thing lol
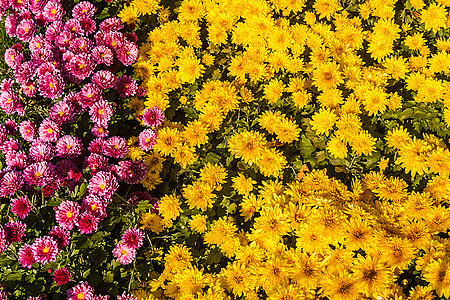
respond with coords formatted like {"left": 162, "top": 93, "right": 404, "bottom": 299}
{"left": 11, "top": 55, "right": 14, "bottom": 60}
{"left": 59, "top": 111, "right": 64, "bottom": 117}
{"left": 87, "top": 93, "right": 93, "bottom": 98}
{"left": 77, "top": 293, "right": 85, "bottom": 300}
{"left": 34, "top": 171, "right": 41, "bottom": 177}
{"left": 51, "top": 8, "right": 56, "bottom": 14}
{"left": 47, "top": 128, "right": 53, "bottom": 134}
{"left": 98, "top": 128, "right": 104, "bottom": 133}
{"left": 98, "top": 109, "right": 104, "bottom": 115}
{"left": 79, "top": 64, "right": 84, "bottom": 69}
{"left": 66, "top": 211, "right": 73, "bottom": 218}
{"left": 49, "top": 82, "right": 54, "bottom": 88}
{"left": 121, "top": 249, "right": 127, "bottom": 255}
{"left": 43, "top": 247, "right": 50, "bottom": 254}
{"left": 99, "top": 183, "right": 106, "bottom": 190}
{"left": 66, "top": 144, "right": 72, "bottom": 149}
{"left": 145, "top": 138, "right": 151, "bottom": 143}
{"left": 111, "top": 41, "right": 117, "bottom": 46}
{"left": 91, "top": 204, "right": 98, "bottom": 211}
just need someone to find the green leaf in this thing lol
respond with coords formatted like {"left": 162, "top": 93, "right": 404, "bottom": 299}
{"left": 298, "top": 135, "right": 316, "bottom": 157}
{"left": 204, "top": 152, "right": 221, "bottom": 164}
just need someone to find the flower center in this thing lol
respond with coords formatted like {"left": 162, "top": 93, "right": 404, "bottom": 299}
{"left": 99, "top": 183, "right": 106, "bottom": 190}
{"left": 59, "top": 111, "right": 64, "bottom": 116}
{"left": 66, "top": 211, "right": 73, "bottom": 218}
{"left": 98, "top": 128, "right": 104, "bottom": 133}
{"left": 111, "top": 41, "right": 117, "bottom": 46}
{"left": 77, "top": 293, "right": 85, "bottom": 300}
{"left": 79, "top": 64, "right": 85, "bottom": 69}
{"left": 66, "top": 144, "right": 72, "bottom": 149}
{"left": 34, "top": 171, "right": 41, "bottom": 177}
{"left": 11, "top": 55, "right": 14, "bottom": 60}
{"left": 98, "top": 109, "right": 104, "bottom": 115}
{"left": 49, "top": 82, "right": 54, "bottom": 88}
{"left": 91, "top": 204, "right": 98, "bottom": 211}
{"left": 43, "top": 246, "right": 50, "bottom": 254}
{"left": 51, "top": 8, "right": 56, "bottom": 14}
{"left": 121, "top": 249, "right": 127, "bottom": 255}
{"left": 47, "top": 128, "right": 53, "bottom": 134}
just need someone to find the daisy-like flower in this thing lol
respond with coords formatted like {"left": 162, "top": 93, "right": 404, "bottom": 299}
{"left": 10, "top": 196, "right": 32, "bottom": 219}
{"left": 84, "top": 153, "right": 108, "bottom": 174}
{"left": 91, "top": 125, "right": 109, "bottom": 138}
{"left": 138, "top": 129, "right": 157, "bottom": 151}
{"left": 48, "top": 226, "right": 71, "bottom": 248}
{"left": 38, "top": 73, "right": 64, "bottom": 99}
{"left": 3, "top": 119, "right": 17, "bottom": 135}
{"left": 24, "top": 161, "right": 54, "bottom": 187}
{"left": 14, "top": 61, "right": 35, "bottom": 85}
{"left": 22, "top": 81, "right": 37, "bottom": 97}
{"left": 113, "top": 242, "right": 136, "bottom": 265}
{"left": 55, "top": 30, "right": 74, "bottom": 48}
{"left": 4, "top": 14, "right": 18, "bottom": 37}
{"left": 78, "top": 83, "right": 101, "bottom": 108}
{"left": 67, "top": 281, "right": 94, "bottom": 300}
{"left": 16, "top": 19, "right": 36, "bottom": 42}
{"left": 88, "top": 171, "right": 119, "bottom": 199}
{"left": 29, "top": 140, "right": 55, "bottom": 162}
{"left": 5, "top": 150, "right": 27, "bottom": 169}
{"left": 29, "top": 35, "right": 46, "bottom": 53}
{"left": 117, "top": 292, "right": 138, "bottom": 300}
{"left": 99, "top": 17, "right": 124, "bottom": 32}
{"left": 87, "top": 139, "right": 106, "bottom": 154}
{"left": 31, "top": 236, "right": 59, "bottom": 264}
{"left": 49, "top": 101, "right": 75, "bottom": 125}
{"left": 55, "top": 201, "right": 81, "bottom": 230}
{"left": 69, "top": 37, "right": 93, "bottom": 55}
{"left": 32, "top": 49, "right": 55, "bottom": 66}
{"left": 38, "top": 118, "right": 60, "bottom": 142}
{"left": 117, "top": 42, "right": 139, "bottom": 66}
{"left": 114, "top": 75, "right": 137, "bottom": 98}
{"left": 122, "top": 228, "right": 144, "bottom": 249}
{"left": 0, "top": 170, "right": 23, "bottom": 197}
{"left": 91, "top": 47, "right": 114, "bottom": 67}
{"left": 89, "top": 101, "right": 113, "bottom": 127}
{"left": 56, "top": 135, "right": 83, "bottom": 158}
{"left": 53, "top": 267, "right": 71, "bottom": 286}
{"left": 18, "top": 244, "right": 35, "bottom": 269}
{"left": 65, "top": 19, "right": 83, "bottom": 35}
{"left": 4, "top": 48, "right": 24, "bottom": 69}
{"left": 80, "top": 18, "right": 96, "bottom": 35}
{"left": 142, "top": 107, "right": 164, "bottom": 127}
{"left": 91, "top": 70, "right": 115, "bottom": 90}
{"left": 82, "top": 195, "right": 106, "bottom": 219}
{"left": 72, "top": 1, "right": 97, "bottom": 19}
{"left": 0, "top": 90, "right": 21, "bottom": 114}
{"left": 104, "top": 136, "right": 128, "bottom": 158}
{"left": 4, "top": 220, "right": 26, "bottom": 243}
{"left": 42, "top": 1, "right": 63, "bottom": 22}
{"left": 117, "top": 160, "right": 147, "bottom": 184}
{"left": 104, "top": 31, "right": 125, "bottom": 50}
{"left": 45, "top": 20, "right": 63, "bottom": 42}
{"left": 77, "top": 212, "right": 99, "bottom": 234}
{"left": 67, "top": 53, "right": 94, "bottom": 81}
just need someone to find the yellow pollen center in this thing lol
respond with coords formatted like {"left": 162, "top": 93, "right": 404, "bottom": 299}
{"left": 87, "top": 93, "right": 93, "bottom": 98}
{"left": 51, "top": 8, "right": 56, "bottom": 14}
{"left": 82, "top": 9, "right": 87, "bottom": 13}
{"left": 99, "top": 183, "right": 106, "bottom": 190}
{"left": 66, "top": 144, "right": 72, "bottom": 149}
{"left": 49, "top": 82, "right": 54, "bottom": 88}
{"left": 66, "top": 211, "right": 73, "bottom": 218}
{"left": 145, "top": 138, "right": 151, "bottom": 143}
{"left": 121, "top": 249, "right": 127, "bottom": 255}
{"left": 24, "top": 28, "right": 29, "bottom": 33}
{"left": 59, "top": 111, "right": 64, "bottom": 116}
{"left": 111, "top": 41, "right": 117, "bottom": 46}
{"left": 43, "top": 247, "right": 50, "bottom": 253}
{"left": 47, "top": 128, "right": 53, "bottom": 134}
{"left": 98, "top": 109, "right": 104, "bottom": 115}
{"left": 11, "top": 55, "right": 14, "bottom": 60}
{"left": 7, "top": 98, "right": 11, "bottom": 103}
{"left": 36, "top": 43, "right": 41, "bottom": 48}
{"left": 77, "top": 293, "right": 85, "bottom": 300}
{"left": 34, "top": 171, "right": 41, "bottom": 177}
{"left": 91, "top": 204, "right": 98, "bottom": 211}
{"left": 79, "top": 64, "right": 84, "bottom": 69}
{"left": 98, "top": 128, "right": 104, "bottom": 133}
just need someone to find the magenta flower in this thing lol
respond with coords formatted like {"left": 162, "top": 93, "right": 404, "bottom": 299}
{"left": 29, "top": 35, "right": 46, "bottom": 53}
{"left": 104, "top": 136, "right": 128, "bottom": 158}
{"left": 55, "top": 30, "right": 74, "bottom": 48}
{"left": 117, "top": 160, "right": 147, "bottom": 184}
{"left": 30, "top": 0, "right": 47, "bottom": 14}
{"left": 87, "top": 139, "right": 106, "bottom": 154}
{"left": 80, "top": 18, "right": 96, "bottom": 35}
{"left": 4, "top": 13, "right": 18, "bottom": 37}
{"left": 42, "top": 1, "right": 63, "bottom": 22}
{"left": 122, "top": 228, "right": 144, "bottom": 249}
{"left": 69, "top": 37, "right": 93, "bottom": 54}
{"left": 38, "top": 118, "right": 60, "bottom": 142}
{"left": 5, "top": 150, "right": 27, "bottom": 169}
{"left": 117, "top": 42, "right": 138, "bottom": 66}
{"left": 112, "top": 242, "right": 136, "bottom": 265}
{"left": 14, "top": 61, "right": 35, "bottom": 85}
{"left": 10, "top": 196, "right": 32, "bottom": 219}
{"left": 16, "top": 19, "right": 35, "bottom": 42}
{"left": 138, "top": 129, "right": 157, "bottom": 151}
{"left": 88, "top": 171, "right": 118, "bottom": 199}
{"left": 72, "top": 1, "right": 96, "bottom": 19}
{"left": 18, "top": 244, "right": 35, "bottom": 269}
{"left": 45, "top": 20, "right": 63, "bottom": 41}
{"left": 0, "top": 170, "right": 23, "bottom": 197}
{"left": 0, "top": 228, "right": 8, "bottom": 253}
{"left": 91, "top": 125, "right": 109, "bottom": 138}
{"left": 1, "top": 79, "right": 14, "bottom": 92}
{"left": 67, "top": 53, "right": 94, "bottom": 81}
{"left": 0, "top": 288, "right": 6, "bottom": 300}
{"left": 55, "top": 201, "right": 81, "bottom": 230}
{"left": 32, "top": 236, "right": 59, "bottom": 264}
{"left": 4, "top": 48, "right": 24, "bottom": 69}
{"left": 36, "top": 62, "right": 57, "bottom": 78}
{"left": 91, "top": 46, "right": 114, "bottom": 67}
{"left": 19, "top": 120, "right": 36, "bottom": 142}
{"left": 0, "top": 90, "right": 21, "bottom": 114}
{"left": 29, "top": 140, "right": 54, "bottom": 162}
{"left": 56, "top": 135, "right": 83, "bottom": 158}
{"left": 38, "top": 73, "right": 64, "bottom": 99}
{"left": 84, "top": 153, "right": 108, "bottom": 174}
{"left": 4, "top": 220, "right": 26, "bottom": 243}
{"left": 21, "top": 82, "right": 37, "bottom": 97}
{"left": 3, "top": 119, "right": 17, "bottom": 135}
{"left": 117, "top": 293, "right": 138, "bottom": 300}
{"left": 48, "top": 226, "right": 71, "bottom": 249}
{"left": 89, "top": 101, "right": 113, "bottom": 127}
{"left": 49, "top": 101, "right": 75, "bottom": 124}
{"left": 77, "top": 212, "right": 99, "bottom": 234}
{"left": 65, "top": 19, "right": 82, "bottom": 34}
{"left": 142, "top": 107, "right": 164, "bottom": 127}
{"left": 114, "top": 75, "right": 137, "bottom": 98}
{"left": 99, "top": 17, "right": 124, "bottom": 32}
{"left": 104, "top": 31, "right": 125, "bottom": 50}
{"left": 24, "top": 161, "right": 54, "bottom": 187}
{"left": 91, "top": 70, "right": 115, "bottom": 90}
{"left": 67, "top": 281, "right": 94, "bottom": 300}
{"left": 53, "top": 267, "right": 71, "bottom": 286}
{"left": 82, "top": 195, "right": 105, "bottom": 219}
{"left": 78, "top": 83, "right": 101, "bottom": 108}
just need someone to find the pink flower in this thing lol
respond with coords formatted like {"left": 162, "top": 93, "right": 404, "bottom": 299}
{"left": 113, "top": 242, "right": 136, "bottom": 265}
{"left": 53, "top": 267, "right": 71, "bottom": 286}
{"left": 80, "top": 18, "right": 96, "bottom": 35}
{"left": 138, "top": 129, "right": 157, "bottom": 151}
{"left": 10, "top": 196, "right": 32, "bottom": 219}
{"left": 29, "top": 35, "right": 46, "bottom": 53}
{"left": 49, "top": 101, "right": 75, "bottom": 124}
{"left": 88, "top": 171, "right": 118, "bottom": 199}
{"left": 56, "top": 135, "right": 83, "bottom": 158}
{"left": 4, "top": 48, "right": 24, "bottom": 69}
{"left": 67, "top": 281, "right": 94, "bottom": 300}
{"left": 117, "top": 160, "right": 147, "bottom": 184}
{"left": 91, "top": 125, "right": 109, "bottom": 138}
{"left": 91, "top": 70, "right": 115, "bottom": 90}
{"left": 0, "top": 170, "right": 23, "bottom": 197}
{"left": 104, "top": 136, "right": 128, "bottom": 158}
{"left": 55, "top": 30, "right": 74, "bottom": 48}
{"left": 4, "top": 220, "right": 26, "bottom": 243}
{"left": 18, "top": 244, "right": 35, "bottom": 269}
{"left": 42, "top": 1, "right": 63, "bottom": 22}
{"left": 99, "top": 17, "right": 124, "bottom": 32}
{"left": 84, "top": 153, "right": 108, "bottom": 174}
{"left": 48, "top": 226, "right": 70, "bottom": 248}
{"left": 122, "top": 228, "right": 144, "bottom": 249}
{"left": 31, "top": 236, "right": 59, "bottom": 264}
{"left": 38, "top": 73, "right": 64, "bottom": 99}
{"left": 104, "top": 31, "right": 124, "bottom": 50}
{"left": 16, "top": 19, "right": 35, "bottom": 42}
{"left": 89, "top": 101, "right": 113, "bottom": 127}
{"left": 5, "top": 150, "right": 27, "bottom": 169}
{"left": 142, "top": 107, "right": 164, "bottom": 127}
{"left": 38, "top": 118, "right": 60, "bottom": 142}
{"left": 67, "top": 53, "right": 94, "bottom": 81}
{"left": 55, "top": 201, "right": 80, "bottom": 230}
{"left": 21, "top": 82, "right": 37, "bottom": 97}
{"left": 69, "top": 37, "right": 93, "bottom": 54}
{"left": 5, "top": 13, "right": 18, "bottom": 37}
{"left": 45, "top": 20, "right": 63, "bottom": 42}
{"left": 29, "top": 140, "right": 54, "bottom": 162}
{"left": 91, "top": 47, "right": 113, "bottom": 67}
{"left": 77, "top": 212, "right": 99, "bottom": 234}
{"left": 117, "top": 293, "right": 138, "bottom": 300}
{"left": 117, "top": 42, "right": 138, "bottom": 66}
{"left": 65, "top": 19, "right": 82, "bottom": 34}
{"left": 0, "top": 90, "right": 21, "bottom": 114}
{"left": 19, "top": 120, "right": 36, "bottom": 142}
{"left": 23, "top": 161, "right": 54, "bottom": 187}
{"left": 82, "top": 195, "right": 106, "bottom": 219}
{"left": 72, "top": 1, "right": 96, "bottom": 19}
{"left": 114, "top": 75, "right": 137, "bottom": 98}
{"left": 78, "top": 83, "right": 101, "bottom": 108}
{"left": 87, "top": 139, "right": 106, "bottom": 154}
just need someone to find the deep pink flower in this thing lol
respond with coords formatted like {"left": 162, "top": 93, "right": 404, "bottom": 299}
{"left": 117, "top": 42, "right": 138, "bottom": 66}
{"left": 91, "top": 46, "right": 113, "bottom": 67}
{"left": 19, "top": 120, "right": 36, "bottom": 142}
{"left": 67, "top": 53, "right": 94, "bottom": 81}
{"left": 49, "top": 101, "right": 75, "bottom": 124}
{"left": 89, "top": 101, "right": 113, "bottom": 127}
{"left": 18, "top": 244, "right": 35, "bottom": 269}
{"left": 0, "top": 288, "right": 6, "bottom": 300}
{"left": 48, "top": 226, "right": 70, "bottom": 249}
{"left": 4, "top": 13, "right": 18, "bottom": 37}
{"left": 113, "top": 242, "right": 136, "bottom": 265}
{"left": 29, "top": 35, "right": 46, "bottom": 53}
{"left": 24, "top": 161, "right": 54, "bottom": 186}
{"left": 117, "top": 293, "right": 137, "bottom": 300}
{"left": 32, "top": 236, "right": 59, "bottom": 264}
{"left": 55, "top": 31, "right": 74, "bottom": 48}
{"left": 38, "top": 73, "right": 64, "bottom": 99}
{"left": 10, "top": 0, "right": 29, "bottom": 11}
{"left": 38, "top": 118, "right": 60, "bottom": 142}
{"left": 53, "top": 267, "right": 71, "bottom": 286}
{"left": 72, "top": 1, "right": 96, "bottom": 19}
{"left": 4, "top": 220, "right": 26, "bottom": 243}
{"left": 29, "top": 0, "right": 48, "bottom": 14}
{"left": 104, "top": 31, "right": 125, "bottom": 50}
{"left": 55, "top": 201, "right": 80, "bottom": 230}
{"left": 29, "top": 140, "right": 54, "bottom": 162}
{"left": 91, "top": 125, "right": 109, "bottom": 138}
{"left": 5, "top": 150, "right": 27, "bottom": 169}
{"left": 56, "top": 135, "right": 83, "bottom": 158}
{"left": 36, "top": 62, "right": 57, "bottom": 78}
{"left": 117, "top": 160, "right": 147, "bottom": 184}
{"left": 91, "top": 70, "right": 115, "bottom": 89}
{"left": 0, "top": 170, "right": 23, "bottom": 197}
{"left": 104, "top": 136, "right": 128, "bottom": 158}
{"left": 78, "top": 83, "right": 101, "bottom": 108}
{"left": 87, "top": 139, "right": 106, "bottom": 154}
{"left": 138, "top": 129, "right": 157, "bottom": 151}
{"left": 42, "top": 1, "right": 63, "bottom": 22}
{"left": 1, "top": 79, "right": 14, "bottom": 92}
{"left": 82, "top": 195, "right": 105, "bottom": 219}
{"left": 0, "top": 228, "right": 8, "bottom": 253}
{"left": 45, "top": 20, "right": 63, "bottom": 41}
{"left": 4, "top": 48, "right": 24, "bottom": 69}
{"left": 67, "top": 282, "right": 94, "bottom": 300}
{"left": 54, "top": 159, "right": 77, "bottom": 181}
{"left": 1, "top": 138, "right": 20, "bottom": 153}
{"left": 77, "top": 212, "right": 99, "bottom": 234}
{"left": 69, "top": 37, "right": 93, "bottom": 54}
{"left": 21, "top": 82, "right": 37, "bottom": 97}
{"left": 0, "top": 90, "right": 21, "bottom": 115}
{"left": 64, "top": 18, "right": 82, "bottom": 34}
{"left": 16, "top": 19, "right": 35, "bottom": 42}
{"left": 80, "top": 18, "right": 96, "bottom": 35}
{"left": 84, "top": 153, "right": 108, "bottom": 174}
{"left": 122, "top": 228, "right": 144, "bottom": 249}
{"left": 14, "top": 61, "right": 35, "bottom": 85}
{"left": 114, "top": 75, "right": 137, "bottom": 98}
{"left": 88, "top": 171, "right": 118, "bottom": 199}
{"left": 99, "top": 17, "right": 124, "bottom": 32}
{"left": 10, "top": 196, "right": 32, "bottom": 219}
{"left": 3, "top": 119, "right": 17, "bottom": 135}
{"left": 142, "top": 107, "right": 164, "bottom": 127}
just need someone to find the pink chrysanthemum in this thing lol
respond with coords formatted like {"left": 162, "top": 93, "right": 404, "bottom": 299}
{"left": 91, "top": 70, "right": 115, "bottom": 89}
{"left": 78, "top": 83, "right": 101, "bottom": 108}
{"left": 29, "top": 35, "right": 46, "bottom": 53}
{"left": 18, "top": 244, "right": 35, "bottom": 269}
{"left": 49, "top": 101, "right": 75, "bottom": 125}
{"left": 65, "top": 18, "right": 82, "bottom": 34}
{"left": 122, "top": 228, "right": 144, "bottom": 249}
{"left": 72, "top": 1, "right": 96, "bottom": 19}
{"left": 3, "top": 119, "right": 16, "bottom": 135}
{"left": 19, "top": 120, "right": 36, "bottom": 142}
{"left": 4, "top": 14, "right": 18, "bottom": 37}
{"left": 114, "top": 75, "right": 137, "bottom": 98}
{"left": 82, "top": 195, "right": 106, "bottom": 219}
{"left": 77, "top": 212, "right": 99, "bottom": 234}
{"left": 91, "top": 125, "right": 109, "bottom": 138}
{"left": 21, "top": 81, "right": 37, "bottom": 97}
{"left": 5, "top": 150, "right": 27, "bottom": 169}
{"left": 142, "top": 107, "right": 164, "bottom": 127}
{"left": 36, "top": 62, "right": 57, "bottom": 79}
{"left": 45, "top": 20, "right": 63, "bottom": 42}
{"left": 117, "top": 42, "right": 138, "bottom": 66}
{"left": 2, "top": 138, "right": 20, "bottom": 152}
{"left": 67, "top": 281, "right": 94, "bottom": 300}
{"left": 24, "top": 161, "right": 54, "bottom": 186}
{"left": 81, "top": 18, "right": 96, "bottom": 34}
{"left": 4, "top": 220, "right": 26, "bottom": 243}
{"left": 112, "top": 242, "right": 136, "bottom": 265}
{"left": 89, "top": 101, "right": 113, "bottom": 127}
{"left": 4, "top": 48, "right": 24, "bottom": 69}
{"left": 56, "top": 135, "right": 83, "bottom": 158}
{"left": 0, "top": 90, "right": 21, "bottom": 115}
{"left": 84, "top": 153, "right": 108, "bottom": 174}
{"left": 32, "top": 236, "right": 59, "bottom": 264}
{"left": 91, "top": 46, "right": 114, "bottom": 67}
{"left": 38, "top": 118, "right": 60, "bottom": 142}
{"left": 138, "top": 129, "right": 157, "bottom": 151}
{"left": 0, "top": 170, "right": 23, "bottom": 197}
{"left": 117, "top": 292, "right": 138, "bottom": 300}
{"left": 54, "top": 159, "right": 77, "bottom": 182}
{"left": 87, "top": 139, "right": 106, "bottom": 154}
{"left": 1, "top": 79, "right": 14, "bottom": 92}
{"left": 99, "top": 17, "right": 124, "bottom": 32}
{"left": 10, "top": 196, "right": 32, "bottom": 219}
{"left": 53, "top": 267, "right": 71, "bottom": 286}
{"left": 14, "top": 61, "right": 35, "bottom": 85}
{"left": 48, "top": 226, "right": 71, "bottom": 249}
{"left": 93, "top": 295, "right": 110, "bottom": 300}
{"left": 55, "top": 201, "right": 80, "bottom": 230}
{"left": 0, "top": 288, "right": 6, "bottom": 300}
{"left": 0, "top": 228, "right": 8, "bottom": 253}
{"left": 29, "top": 0, "right": 47, "bottom": 14}
{"left": 16, "top": 19, "right": 35, "bottom": 42}
{"left": 29, "top": 140, "right": 55, "bottom": 162}
{"left": 42, "top": 1, "right": 63, "bottom": 22}
{"left": 69, "top": 37, "right": 93, "bottom": 55}
{"left": 55, "top": 30, "right": 74, "bottom": 48}
{"left": 104, "top": 31, "right": 125, "bottom": 50}
{"left": 117, "top": 160, "right": 147, "bottom": 184}
{"left": 88, "top": 171, "right": 118, "bottom": 199}
{"left": 38, "top": 73, "right": 64, "bottom": 99}
{"left": 67, "top": 53, "right": 94, "bottom": 81}
{"left": 104, "top": 136, "right": 128, "bottom": 158}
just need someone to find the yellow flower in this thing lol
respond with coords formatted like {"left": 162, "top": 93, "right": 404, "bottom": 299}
{"left": 199, "top": 163, "right": 228, "bottom": 188}
{"left": 427, "top": 147, "right": 450, "bottom": 176}
{"left": 396, "top": 138, "right": 431, "bottom": 178}
{"left": 141, "top": 171, "right": 162, "bottom": 191}
{"left": 182, "top": 120, "right": 209, "bottom": 147}
{"left": 253, "top": 205, "right": 290, "bottom": 237}
{"left": 264, "top": 79, "right": 285, "bottom": 104}
{"left": 133, "top": 0, "right": 159, "bottom": 15}
{"left": 141, "top": 212, "right": 164, "bottom": 233}
{"left": 240, "top": 193, "right": 263, "bottom": 221}
{"left": 274, "top": 118, "right": 300, "bottom": 144}
{"left": 165, "top": 244, "right": 192, "bottom": 271}
{"left": 353, "top": 255, "right": 391, "bottom": 296}
{"left": 326, "top": 136, "right": 347, "bottom": 159}
{"left": 313, "top": 0, "right": 341, "bottom": 20}
{"left": 159, "top": 194, "right": 182, "bottom": 220}
{"left": 144, "top": 151, "right": 165, "bottom": 173}
{"left": 228, "top": 130, "right": 267, "bottom": 165}
{"left": 258, "top": 110, "right": 282, "bottom": 135}
{"left": 310, "top": 108, "right": 337, "bottom": 136}
{"left": 178, "top": 0, "right": 205, "bottom": 22}
{"left": 383, "top": 56, "right": 408, "bottom": 80}
{"left": 380, "top": 237, "right": 415, "bottom": 270}
{"left": 256, "top": 147, "right": 287, "bottom": 177}
{"left": 172, "top": 144, "right": 196, "bottom": 168}
{"left": 405, "top": 32, "right": 425, "bottom": 50}
{"left": 183, "top": 181, "right": 216, "bottom": 211}
{"left": 349, "top": 130, "right": 376, "bottom": 156}
{"left": 324, "top": 273, "right": 359, "bottom": 300}
{"left": 232, "top": 173, "right": 256, "bottom": 196}
{"left": 385, "top": 126, "right": 412, "bottom": 149}
{"left": 317, "top": 88, "right": 343, "bottom": 108}
{"left": 221, "top": 262, "right": 251, "bottom": 296}
{"left": 291, "top": 90, "right": 311, "bottom": 109}
{"left": 189, "top": 214, "right": 207, "bottom": 233}
{"left": 176, "top": 56, "right": 205, "bottom": 84}
{"left": 153, "top": 127, "right": 182, "bottom": 156}
{"left": 420, "top": 3, "right": 447, "bottom": 32}
{"left": 204, "top": 216, "right": 237, "bottom": 246}
{"left": 118, "top": 4, "right": 141, "bottom": 24}
{"left": 312, "top": 61, "right": 343, "bottom": 91}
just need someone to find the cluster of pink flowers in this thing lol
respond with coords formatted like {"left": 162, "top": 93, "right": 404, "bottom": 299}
{"left": 0, "top": 0, "right": 162, "bottom": 299}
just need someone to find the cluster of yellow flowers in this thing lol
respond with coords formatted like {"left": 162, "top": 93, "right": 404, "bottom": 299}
{"left": 118, "top": 0, "right": 450, "bottom": 298}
